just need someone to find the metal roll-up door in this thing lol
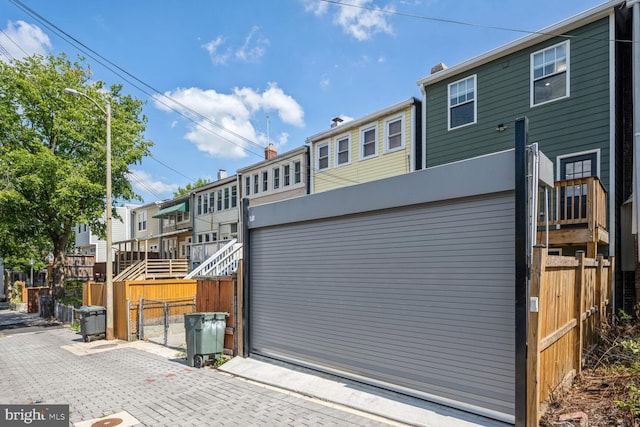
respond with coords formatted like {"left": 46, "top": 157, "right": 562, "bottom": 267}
{"left": 249, "top": 191, "right": 515, "bottom": 421}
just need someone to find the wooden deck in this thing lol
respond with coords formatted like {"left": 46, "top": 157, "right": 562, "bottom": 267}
{"left": 538, "top": 176, "right": 608, "bottom": 257}
{"left": 113, "top": 259, "right": 189, "bottom": 281}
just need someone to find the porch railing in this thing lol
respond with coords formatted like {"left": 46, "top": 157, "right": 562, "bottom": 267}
{"left": 538, "top": 176, "right": 607, "bottom": 230}
{"left": 185, "top": 239, "right": 242, "bottom": 279}
{"left": 114, "top": 259, "right": 189, "bottom": 281}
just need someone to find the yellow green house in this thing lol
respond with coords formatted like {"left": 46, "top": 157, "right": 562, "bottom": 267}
{"left": 306, "top": 97, "right": 422, "bottom": 194}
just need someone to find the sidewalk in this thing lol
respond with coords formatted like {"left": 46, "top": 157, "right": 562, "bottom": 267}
{"left": 220, "top": 357, "right": 510, "bottom": 427}
{"left": 0, "top": 312, "right": 396, "bottom": 426}
{"left": 0, "top": 305, "right": 509, "bottom": 426}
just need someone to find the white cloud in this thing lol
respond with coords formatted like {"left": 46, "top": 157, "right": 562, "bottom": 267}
{"left": 235, "top": 26, "right": 269, "bottom": 62}
{"left": 127, "top": 169, "right": 179, "bottom": 198}
{"left": 334, "top": 0, "right": 395, "bottom": 41}
{"left": 202, "top": 36, "right": 230, "bottom": 65}
{"left": 302, "top": 0, "right": 329, "bottom": 16}
{"left": 203, "top": 27, "right": 269, "bottom": 65}
{"left": 0, "top": 20, "right": 51, "bottom": 61}
{"left": 154, "top": 84, "right": 304, "bottom": 159}
{"left": 319, "top": 75, "right": 330, "bottom": 90}
{"left": 304, "top": 0, "right": 394, "bottom": 41}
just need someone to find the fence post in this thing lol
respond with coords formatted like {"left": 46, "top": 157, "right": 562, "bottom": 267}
{"left": 607, "top": 257, "right": 615, "bottom": 322}
{"left": 163, "top": 302, "right": 168, "bottom": 347}
{"left": 138, "top": 295, "right": 144, "bottom": 341}
{"left": 575, "top": 251, "right": 586, "bottom": 373}
{"left": 527, "top": 246, "right": 545, "bottom": 427}
{"left": 595, "top": 255, "right": 604, "bottom": 328}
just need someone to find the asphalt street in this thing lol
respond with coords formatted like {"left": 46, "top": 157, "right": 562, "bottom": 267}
{"left": 0, "top": 304, "right": 397, "bottom": 427}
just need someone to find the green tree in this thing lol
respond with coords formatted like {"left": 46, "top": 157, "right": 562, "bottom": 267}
{"left": 0, "top": 53, "right": 152, "bottom": 295}
{"left": 173, "top": 178, "right": 211, "bottom": 197}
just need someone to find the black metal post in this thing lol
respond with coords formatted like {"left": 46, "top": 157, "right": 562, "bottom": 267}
{"left": 242, "top": 197, "right": 251, "bottom": 357}
{"left": 514, "top": 117, "right": 529, "bottom": 427}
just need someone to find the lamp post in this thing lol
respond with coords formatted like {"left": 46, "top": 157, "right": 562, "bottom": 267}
{"left": 64, "top": 88, "right": 114, "bottom": 340}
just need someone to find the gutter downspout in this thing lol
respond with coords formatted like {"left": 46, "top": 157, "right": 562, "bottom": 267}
{"left": 419, "top": 84, "right": 427, "bottom": 170}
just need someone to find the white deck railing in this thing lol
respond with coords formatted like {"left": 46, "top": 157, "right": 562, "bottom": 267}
{"left": 185, "top": 239, "right": 243, "bottom": 279}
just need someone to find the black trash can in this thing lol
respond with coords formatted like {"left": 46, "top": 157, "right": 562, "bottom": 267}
{"left": 39, "top": 295, "right": 53, "bottom": 318}
{"left": 184, "top": 312, "right": 228, "bottom": 368}
{"left": 76, "top": 306, "right": 106, "bottom": 342}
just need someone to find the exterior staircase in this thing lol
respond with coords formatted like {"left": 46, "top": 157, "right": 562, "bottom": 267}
{"left": 185, "top": 239, "right": 243, "bottom": 279}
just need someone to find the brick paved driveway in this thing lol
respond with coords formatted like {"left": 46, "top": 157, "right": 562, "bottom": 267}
{"left": 0, "top": 324, "right": 393, "bottom": 426}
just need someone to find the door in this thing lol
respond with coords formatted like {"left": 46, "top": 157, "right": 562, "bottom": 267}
{"left": 559, "top": 152, "right": 597, "bottom": 220}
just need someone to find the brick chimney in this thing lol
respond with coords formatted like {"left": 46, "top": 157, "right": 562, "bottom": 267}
{"left": 265, "top": 144, "right": 277, "bottom": 160}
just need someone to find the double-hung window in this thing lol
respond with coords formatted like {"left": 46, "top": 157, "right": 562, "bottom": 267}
{"left": 336, "top": 135, "right": 350, "bottom": 166}
{"left": 231, "top": 185, "right": 237, "bottom": 208}
{"left": 138, "top": 211, "right": 147, "bottom": 231}
{"left": 317, "top": 144, "right": 329, "bottom": 171}
{"left": 360, "top": 125, "right": 377, "bottom": 159}
{"left": 245, "top": 176, "right": 251, "bottom": 196}
{"left": 448, "top": 75, "right": 476, "bottom": 130}
{"left": 202, "top": 193, "right": 209, "bottom": 214}
{"left": 224, "top": 188, "right": 230, "bottom": 209}
{"left": 217, "top": 189, "right": 223, "bottom": 211}
{"left": 531, "top": 41, "right": 569, "bottom": 106}
{"left": 284, "top": 165, "right": 290, "bottom": 186}
{"left": 253, "top": 174, "right": 259, "bottom": 194}
{"left": 273, "top": 168, "right": 280, "bottom": 190}
{"left": 294, "top": 161, "right": 301, "bottom": 183}
{"left": 262, "top": 171, "right": 269, "bottom": 192}
{"left": 385, "top": 115, "right": 404, "bottom": 152}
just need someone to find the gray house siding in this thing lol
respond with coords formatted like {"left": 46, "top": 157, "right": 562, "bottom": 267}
{"left": 425, "top": 17, "right": 612, "bottom": 191}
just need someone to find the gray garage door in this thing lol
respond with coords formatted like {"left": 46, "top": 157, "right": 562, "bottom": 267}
{"left": 246, "top": 150, "right": 516, "bottom": 423}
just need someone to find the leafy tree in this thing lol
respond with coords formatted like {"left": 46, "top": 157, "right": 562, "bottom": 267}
{"left": 0, "top": 53, "right": 152, "bottom": 295}
{"left": 173, "top": 178, "right": 211, "bottom": 197}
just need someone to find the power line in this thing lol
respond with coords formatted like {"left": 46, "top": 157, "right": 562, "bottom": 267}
{"left": 320, "top": 0, "right": 634, "bottom": 43}
{"left": 5, "top": 0, "right": 356, "bottom": 190}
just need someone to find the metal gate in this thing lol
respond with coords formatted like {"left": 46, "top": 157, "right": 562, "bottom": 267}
{"left": 245, "top": 149, "right": 519, "bottom": 423}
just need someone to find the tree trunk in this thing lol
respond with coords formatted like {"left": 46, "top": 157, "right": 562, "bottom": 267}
{"left": 51, "top": 237, "right": 68, "bottom": 299}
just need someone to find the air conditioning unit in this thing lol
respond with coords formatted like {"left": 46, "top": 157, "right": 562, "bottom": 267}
{"left": 209, "top": 207, "right": 215, "bottom": 213}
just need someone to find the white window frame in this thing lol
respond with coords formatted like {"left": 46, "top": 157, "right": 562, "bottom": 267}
{"left": 447, "top": 75, "right": 477, "bottom": 131}
{"left": 283, "top": 164, "right": 291, "bottom": 187}
{"left": 335, "top": 133, "right": 351, "bottom": 167}
{"left": 294, "top": 161, "right": 302, "bottom": 184}
{"left": 253, "top": 174, "right": 259, "bottom": 194}
{"left": 138, "top": 211, "right": 147, "bottom": 231}
{"left": 530, "top": 40, "right": 570, "bottom": 107}
{"left": 359, "top": 123, "right": 378, "bottom": 160}
{"left": 317, "top": 143, "right": 329, "bottom": 171}
{"left": 273, "top": 167, "right": 280, "bottom": 190}
{"left": 245, "top": 176, "right": 251, "bottom": 196}
{"left": 384, "top": 114, "right": 405, "bottom": 153}
{"left": 231, "top": 185, "right": 237, "bottom": 208}
{"left": 555, "top": 149, "right": 600, "bottom": 181}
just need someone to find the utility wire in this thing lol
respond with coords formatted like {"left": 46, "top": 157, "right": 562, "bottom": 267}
{"left": 6, "top": 0, "right": 365, "bottom": 189}
{"left": 320, "top": 0, "right": 634, "bottom": 43}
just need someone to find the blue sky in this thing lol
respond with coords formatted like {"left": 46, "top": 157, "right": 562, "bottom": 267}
{"left": 0, "top": 0, "right": 605, "bottom": 203}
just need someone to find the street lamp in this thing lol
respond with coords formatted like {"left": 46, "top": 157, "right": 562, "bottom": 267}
{"left": 64, "top": 87, "right": 114, "bottom": 340}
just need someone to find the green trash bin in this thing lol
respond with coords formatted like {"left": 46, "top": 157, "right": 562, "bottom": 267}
{"left": 184, "top": 312, "right": 228, "bottom": 368}
{"left": 76, "top": 306, "right": 106, "bottom": 342}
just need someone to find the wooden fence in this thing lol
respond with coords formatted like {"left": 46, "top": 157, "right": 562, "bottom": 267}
{"left": 82, "top": 277, "right": 238, "bottom": 355}
{"left": 196, "top": 276, "right": 238, "bottom": 355}
{"left": 82, "top": 282, "right": 106, "bottom": 307}
{"left": 527, "top": 247, "right": 614, "bottom": 426}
